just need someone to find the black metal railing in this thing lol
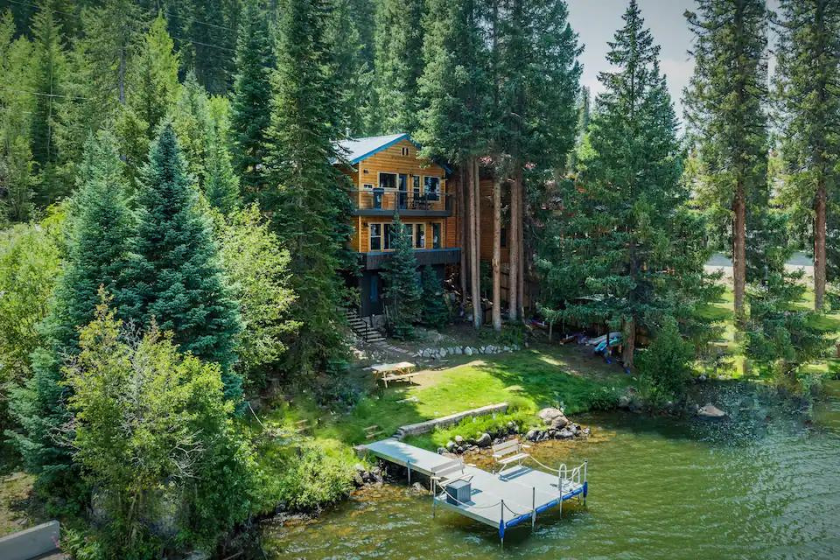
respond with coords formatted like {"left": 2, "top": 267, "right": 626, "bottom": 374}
{"left": 350, "top": 189, "right": 451, "bottom": 213}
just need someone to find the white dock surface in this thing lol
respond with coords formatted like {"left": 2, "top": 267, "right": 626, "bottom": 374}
{"left": 365, "top": 439, "right": 586, "bottom": 535}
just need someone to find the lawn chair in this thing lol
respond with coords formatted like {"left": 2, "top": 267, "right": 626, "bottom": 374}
{"left": 492, "top": 439, "right": 531, "bottom": 473}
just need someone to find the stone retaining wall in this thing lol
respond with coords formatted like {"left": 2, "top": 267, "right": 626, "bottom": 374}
{"left": 395, "top": 402, "right": 509, "bottom": 438}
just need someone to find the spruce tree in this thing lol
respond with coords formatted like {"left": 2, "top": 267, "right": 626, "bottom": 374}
{"left": 179, "top": 0, "right": 239, "bottom": 95}
{"left": 7, "top": 131, "right": 132, "bottom": 493}
{"left": 685, "top": 0, "right": 771, "bottom": 322}
{"left": 373, "top": 0, "right": 425, "bottom": 134}
{"left": 230, "top": 0, "right": 274, "bottom": 199}
{"left": 265, "top": 0, "right": 353, "bottom": 372}
{"left": 29, "top": 4, "right": 68, "bottom": 208}
{"left": 382, "top": 215, "right": 421, "bottom": 339}
{"left": 420, "top": 265, "right": 449, "bottom": 330}
{"left": 119, "top": 124, "right": 243, "bottom": 400}
{"left": 171, "top": 71, "right": 213, "bottom": 187}
{"left": 774, "top": 0, "right": 840, "bottom": 310}
{"left": 540, "top": 1, "right": 711, "bottom": 369}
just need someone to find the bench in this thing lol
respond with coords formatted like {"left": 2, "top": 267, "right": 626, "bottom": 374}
{"left": 492, "top": 439, "right": 531, "bottom": 472}
{"left": 364, "top": 425, "right": 383, "bottom": 439}
{"left": 430, "top": 458, "right": 473, "bottom": 489}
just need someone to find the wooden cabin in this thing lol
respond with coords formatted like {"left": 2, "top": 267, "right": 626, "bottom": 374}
{"left": 334, "top": 133, "right": 460, "bottom": 317}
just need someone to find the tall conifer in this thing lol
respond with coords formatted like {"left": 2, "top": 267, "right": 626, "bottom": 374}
{"left": 265, "top": 0, "right": 353, "bottom": 372}
{"left": 685, "top": 0, "right": 771, "bottom": 322}
{"left": 8, "top": 131, "right": 132, "bottom": 492}
{"left": 774, "top": 0, "right": 840, "bottom": 310}
{"left": 231, "top": 0, "right": 274, "bottom": 199}
{"left": 119, "top": 125, "right": 243, "bottom": 400}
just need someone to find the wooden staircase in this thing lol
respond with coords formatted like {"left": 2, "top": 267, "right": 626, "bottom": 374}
{"left": 345, "top": 308, "right": 385, "bottom": 344}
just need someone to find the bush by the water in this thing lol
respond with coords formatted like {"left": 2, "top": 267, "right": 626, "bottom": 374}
{"left": 637, "top": 317, "right": 695, "bottom": 405}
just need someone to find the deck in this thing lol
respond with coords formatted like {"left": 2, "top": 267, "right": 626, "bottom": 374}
{"left": 364, "top": 439, "right": 588, "bottom": 542}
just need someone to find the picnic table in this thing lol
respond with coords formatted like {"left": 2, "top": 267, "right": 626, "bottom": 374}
{"left": 371, "top": 362, "right": 419, "bottom": 388}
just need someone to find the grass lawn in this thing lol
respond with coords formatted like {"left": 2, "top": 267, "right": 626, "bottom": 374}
{"left": 257, "top": 343, "right": 632, "bottom": 451}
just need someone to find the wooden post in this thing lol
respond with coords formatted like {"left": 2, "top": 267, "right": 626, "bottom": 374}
{"left": 407, "top": 461, "right": 411, "bottom": 485}
{"left": 432, "top": 478, "right": 436, "bottom": 518}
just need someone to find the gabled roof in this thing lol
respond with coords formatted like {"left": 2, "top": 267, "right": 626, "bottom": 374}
{"left": 335, "top": 133, "right": 413, "bottom": 165}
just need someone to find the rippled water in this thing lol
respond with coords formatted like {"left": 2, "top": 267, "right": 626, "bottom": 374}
{"left": 264, "top": 383, "right": 840, "bottom": 559}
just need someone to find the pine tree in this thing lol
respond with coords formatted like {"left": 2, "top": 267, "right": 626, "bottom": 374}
{"left": 7, "top": 131, "right": 132, "bottom": 494}
{"left": 326, "top": 0, "right": 374, "bottom": 136}
{"left": 382, "top": 215, "right": 421, "bottom": 338}
{"left": 125, "top": 14, "right": 180, "bottom": 142}
{"left": 29, "top": 4, "right": 68, "bottom": 208}
{"left": 230, "top": 0, "right": 274, "bottom": 199}
{"left": 539, "top": 1, "right": 712, "bottom": 369}
{"left": 265, "top": 0, "right": 353, "bottom": 372}
{"left": 116, "top": 13, "right": 180, "bottom": 187}
{"left": 420, "top": 265, "right": 449, "bottom": 329}
{"left": 179, "top": 0, "right": 239, "bottom": 95}
{"left": 685, "top": 0, "right": 771, "bottom": 322}
{"left": 204, "top": 125, "right": 240, "bottom": 215}
{"left": 774, "top": 0, "right": 840, "bottom": 311}
{"left": 119, "top": 124, "right": 243, "bottom": 400}
{"left": 171, "top": 71, "right": 213, "bottom": 187}
{"left": 417, "top": 0, "right": 490, "bottom": 327}
{"left": 373, "top": 0, "right": 425, "bottom": 134}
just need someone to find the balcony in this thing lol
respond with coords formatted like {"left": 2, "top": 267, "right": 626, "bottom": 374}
{"left": 350, "top": 189, "right": 453, "bottom": 217}
{"left": 359, "top": 248, "right": 461, "bottom": 271}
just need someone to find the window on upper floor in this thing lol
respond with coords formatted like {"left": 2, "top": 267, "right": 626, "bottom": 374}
{"left": 424, "top": 176, "right": 440, "bottom": 200}
{"left": 379, "top": 172, "right": 397, "bottom": 190}
{"left": 415, "top": 224, "right": 425, "bottom": 249}
{"left": 432, "top": 223, "right": 442, "bottom": 248}
{"left": 401, "top": 146, "right": 410, "bottom": 156}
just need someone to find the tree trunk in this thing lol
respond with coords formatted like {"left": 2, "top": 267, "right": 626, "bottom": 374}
{"left": 471, "top": 157, "right": 482, "bottom": 329}
{"left": 814, "top": 181, "right": 827, "bottom": 311}
{"left": 508, "top": 166, "right": 520, "bottom": 321}
{"left": 622, "top": 317, "right": 636, "bottom": 367}
{"left": 459, "top": 165, "right": 469, "bottom": 304}
{"left": 732, "top": 184, "right": 747, "bottom": 323}
{"left": 517, "top": 170, "right": 525, "bottom": 321}
{"left": 492, "top": 173, "right": 502, "bottom": 331}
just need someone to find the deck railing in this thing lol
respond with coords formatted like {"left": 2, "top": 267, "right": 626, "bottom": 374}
{"left": 350, "top": 189, "right": 451, "bottom": 213}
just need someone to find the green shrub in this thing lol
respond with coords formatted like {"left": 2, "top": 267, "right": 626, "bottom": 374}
{"left": 637, "top": 317, "right": 695, "bottom": 405}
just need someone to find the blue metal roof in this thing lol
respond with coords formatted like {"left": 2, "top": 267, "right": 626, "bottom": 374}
{"left": 336, "top": 133, "right": 411, "bottom": 165}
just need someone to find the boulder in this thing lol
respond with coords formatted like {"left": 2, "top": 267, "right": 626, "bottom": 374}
{"left": 465, "top": 347, "right": 474, "bottom": 356}
{"left": 454, "top": 435, "right": 464, "bottom": 444}
{"left": 697, "top": 403, "right": 727, "bottom": 419}
{"left": 476, "top": 433, "right": 492, "bottom": 447}
{"left": 557, "top": 428, "right": 574, "bottom": 439}
{"left": 439, "top": 348, "right": 448, "bottom": 358}
{"left": 437, "top": 447, "right": 447, "bottom": 455}
{"left": 353, "top": 473, "right": 364, "bottom": 487}
{"left": 550, "top": 414, "right": 569, "bottom": 429}
{"left": 445, "top": 440, "right": 456, "bottom": 452}
{"left": 525, "top": 429, "right": 539, "bottom": 441}
{"left": 354, "top": 463, "right": 366, "bottom": 473}
{"left": 618, "top": 395, "right": 632, "bottom": 409}
{"left": 411, "top": 482, "right": 426, "bottom": 493}
{"left": 538, "top": 407, "right": 566, "bottom": 425}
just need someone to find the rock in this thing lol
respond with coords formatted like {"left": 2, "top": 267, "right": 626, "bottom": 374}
{"left": 353, "top": 473, "right": 364, "bottom": 486}
{"left": 476, "top": 433, "right": 492, "bottom": 447}
{"left": 465, "top": 347, "right": 474, "bottom": 356}
{"left": 437, "top": 447, "right": 447, "bottom": 455}
{"left": 455, "top": 446, "right": 465, "bottom": 454}
{"left": 454, "top": 435, "right": 464, "bottom": 444}
{"left": 538, "top": 407, "right": 566, "bottom": 425}
{"left": 453, "top": 347, "right": 462, "bottom": 355}
{"left": 618, "top": 395, "right": 631, "bottom": 409}
{"left": 697, "top": 403, "right": 727, "bottom": 419}
{"left": 525, "top": 429, "right": 539, "bottom": 441}
{"left": 445, "top": 440, "right": 456, "bottom": 452}
{"left": 412, "top": 482, "right": 426, "bottom": 493}
{"left": 557, "top": 428, "right": 574, "bottom": 439}
{"left": 354, "top": 463, "right": 366, "bottom": 473}
{"left": 506, "top": 421, "right": 517, "bottom": 433}
{"left": 550, "top": 414, "right": 569, "bottom": 429}
{"left": 582, "top": 427, "right": 591, "bottom": 436}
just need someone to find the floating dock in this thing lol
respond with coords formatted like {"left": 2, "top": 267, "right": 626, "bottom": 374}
{"left": 364, "top": 439, "right": 588, "bottom": 543}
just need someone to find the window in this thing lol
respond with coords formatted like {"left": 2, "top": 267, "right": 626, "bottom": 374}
{"left": 424, "top": 176, "right": 440, "bottom": 200}
{"left": 413, "top": 175, "right": 421, "bottom": 196}
{"left": 432, "top": 223, "right": 442, "bottom": 248}
{"left": 398, "top": 174, "right": 408, "bottom": 208}
{"left": 415, "top": 224, "right": 425, "bottom": 249}
{"left": 363, "top": 183, "right": 374, "bottom": 189}
{"left": 370, "top": 224, "right": 382, "bottom": 251}
{"left": 379, "top": 172, "right": 397, "bottom": 190}
{"left": 401, "top": 146, "right": 410, "bottom": 156}
{"left": 384, "top": 223, "right": 395, "bottom": 250}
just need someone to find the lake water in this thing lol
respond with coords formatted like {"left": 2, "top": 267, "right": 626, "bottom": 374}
{"left": 263, "top": 382, "right": 840, "bottom": 559}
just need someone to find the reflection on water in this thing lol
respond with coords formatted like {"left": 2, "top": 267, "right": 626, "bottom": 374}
{"left": 264, "top": 383, "right": 840, "bottom": 560}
